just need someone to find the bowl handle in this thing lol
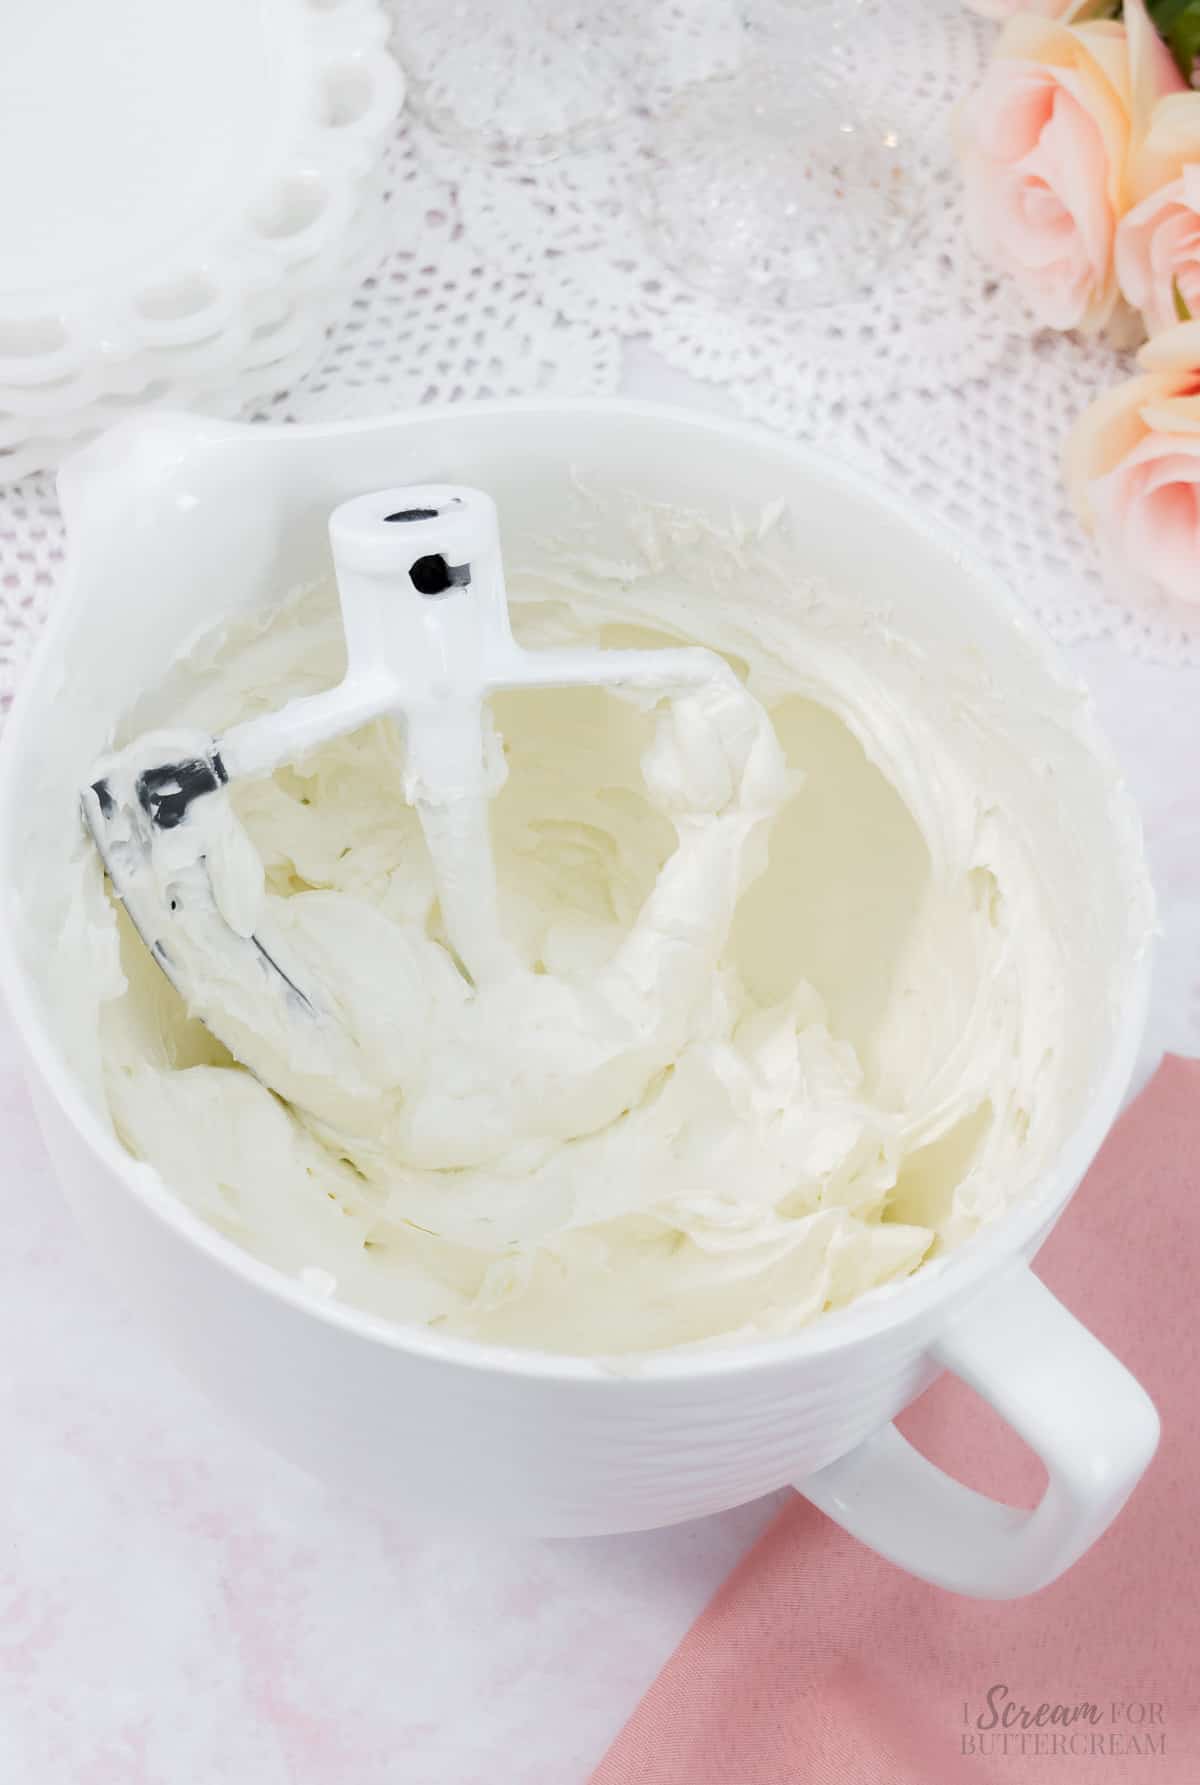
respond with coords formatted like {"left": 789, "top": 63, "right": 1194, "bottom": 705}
{"left": 797, "top": 1262, "right": 1159, "bottom": 1599}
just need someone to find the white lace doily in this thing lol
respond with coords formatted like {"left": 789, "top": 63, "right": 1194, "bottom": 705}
{"left": 2, "top": 0, "right": 1195, "bottom": 715}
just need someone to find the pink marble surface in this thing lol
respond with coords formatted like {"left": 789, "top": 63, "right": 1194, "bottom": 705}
{"left": 1, "top": 374, "right": 1198, "bottom": 1781}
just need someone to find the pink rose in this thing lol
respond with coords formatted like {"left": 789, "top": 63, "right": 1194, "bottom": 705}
{"left": 1067, "top": 321, "right": 1200, "bottom": 608}
{"left": 958, "top": 13, "right": 1134, "bottom": 331}
{"left": 1117, "top": 95, "right": 1200, "bottom": 334}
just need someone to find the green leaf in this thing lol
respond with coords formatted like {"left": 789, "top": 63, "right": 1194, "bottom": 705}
{"left": 1174, "top": 278, "right": 1192, "bottom": 321}
{"left": 1146, "top": 0, "right": 1200, "bottom": 83}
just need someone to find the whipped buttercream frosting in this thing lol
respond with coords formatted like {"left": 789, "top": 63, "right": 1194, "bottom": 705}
{"left": 70, "top": 504, "right": 1147, "bottom": 1356}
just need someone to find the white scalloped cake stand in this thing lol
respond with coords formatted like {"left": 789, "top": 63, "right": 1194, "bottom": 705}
{"left": 0, "top": 0, "right": 401, "bottom": 428}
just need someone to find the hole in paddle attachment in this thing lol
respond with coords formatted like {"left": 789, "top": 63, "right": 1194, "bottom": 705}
{"left": 409, "top": 553, "right": 471, "bottom": 597}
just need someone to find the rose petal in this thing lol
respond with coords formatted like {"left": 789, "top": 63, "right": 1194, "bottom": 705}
{"left": 1091, "top": 432, "right": 1200, "bottom": 606}
{"left": 1129, "top": 91, "right": 1200, "bottom": 204}
{"left": 972, "top": 62, "right": 1056, "bottom": 163}
{"left": 1138, "top": 318, "right": 1200, "bottom": 372}
{"left": 1022, "top": 80, "right": 1113, "bottom": 279}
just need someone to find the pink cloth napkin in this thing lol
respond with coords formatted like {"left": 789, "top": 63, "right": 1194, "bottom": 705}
{"left": 591, "top": 1056, "right": 1200, "bottom": 1785}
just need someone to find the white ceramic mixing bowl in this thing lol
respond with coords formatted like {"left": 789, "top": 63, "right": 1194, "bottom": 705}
{"left": 0, "top": 404, "right": 1158, "bottom": 1598}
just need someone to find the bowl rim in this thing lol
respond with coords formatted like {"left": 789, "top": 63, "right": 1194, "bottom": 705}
{"left": 0, "top": 397, "right": 1155, "bottom": 1385}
